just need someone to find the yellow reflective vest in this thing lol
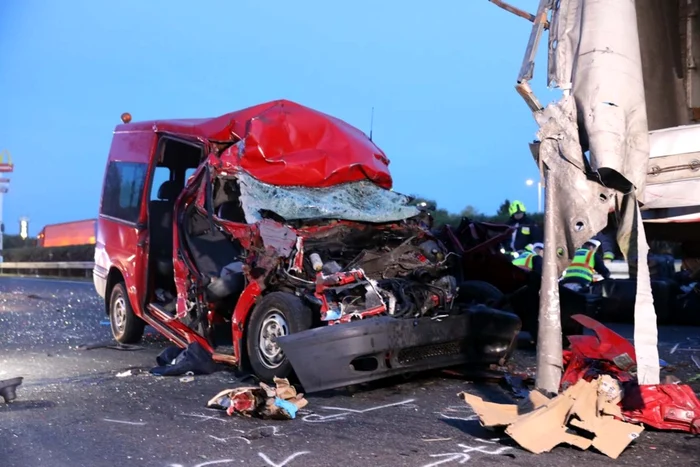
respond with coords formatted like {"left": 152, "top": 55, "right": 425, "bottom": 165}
{"left": 562, "top": 248, "right": 596, "bottom": 283}
{"left": 512, "top": 251, "right": 534, "bottom": 270}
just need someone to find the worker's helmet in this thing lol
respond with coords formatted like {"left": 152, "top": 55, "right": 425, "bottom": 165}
{"left": 509, "top": 200, "right": 526, "bottom": 216}
{"left": 584, "top": 239, "right": 601, "bottom": 250}
{"left": 524, "top": 244, "right": 534, "bottom": 252}
{"left": 532, "top": 242, "right": 544, "bottom": 251}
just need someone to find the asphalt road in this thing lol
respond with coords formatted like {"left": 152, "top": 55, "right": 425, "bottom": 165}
{"left": 1, "top": 276, "right": 699, "bottom": 467}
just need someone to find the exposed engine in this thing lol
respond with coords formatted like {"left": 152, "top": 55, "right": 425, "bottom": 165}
{"left": 278, "top": 223, "right": 460, "bottom": 324}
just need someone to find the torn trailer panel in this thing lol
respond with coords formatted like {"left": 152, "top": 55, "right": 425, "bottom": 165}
{"left": 489, "top": 0, "right": 659, "bottom": 391}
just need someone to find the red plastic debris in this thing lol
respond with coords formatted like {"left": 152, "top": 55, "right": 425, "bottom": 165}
{"left": 561, "top": 315, "right": 637, "bottom": 389}
{"left": 562, "top": 314, "right": 700, "bottom": 433}
{"left": 622, "top": 383, "right": 700, "bottom": 433}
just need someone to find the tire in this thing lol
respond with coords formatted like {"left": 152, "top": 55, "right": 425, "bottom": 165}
{"left": 109, "top": 282, "right": 145, "bottom": 344}
{"left": 456, "top": 280, "right": 506, "bottom": 308}
{"left": 246, "top": 292, "right": 313, "bottom": 383}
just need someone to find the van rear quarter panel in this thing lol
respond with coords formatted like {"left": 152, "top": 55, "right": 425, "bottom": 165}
{"left": 95, "top": 129, "right": 157, "bottom": 316}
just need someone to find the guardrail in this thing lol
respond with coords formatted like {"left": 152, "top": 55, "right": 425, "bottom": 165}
{"left": 0, "top": 261, "right": 94, "bottom": 270}
{"left": 0, "top": 261, "right": 94, "bottom": 277}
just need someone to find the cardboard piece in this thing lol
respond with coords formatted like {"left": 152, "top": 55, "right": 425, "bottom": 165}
{"left": 458, "top": 389, "right": 550, "bottom": 427}
{"left": 460, "top": 376, "right": 644, "bottom": 459}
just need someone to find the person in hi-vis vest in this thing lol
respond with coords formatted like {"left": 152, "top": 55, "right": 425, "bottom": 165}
{"left": 561, "top": 239, "right": 611, "bottom": 292}
{"left": 512, "top": 242, "right": 544, "bottom": 274}
{"left": 505, "top": 200, "right": 543, "bottom": 253}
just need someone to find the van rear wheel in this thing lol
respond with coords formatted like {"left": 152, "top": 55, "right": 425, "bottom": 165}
{"left": 109, "top": 282, "right": 145, "bottom": 344}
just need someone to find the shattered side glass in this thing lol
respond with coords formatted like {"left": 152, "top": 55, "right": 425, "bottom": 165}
{"left": 236, "top": 172, "right": 420, "bottom": 224}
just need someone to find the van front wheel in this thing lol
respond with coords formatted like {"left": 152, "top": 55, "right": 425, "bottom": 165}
{"left": 246, "top": 292, "right": 312, "bottom": 383}
{"left": 109, "top": 282, "right": 145, "bottom": 344}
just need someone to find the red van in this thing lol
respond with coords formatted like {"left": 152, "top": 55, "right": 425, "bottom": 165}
{"left": 93, "top": 100, "right": 520, "bottom": 392}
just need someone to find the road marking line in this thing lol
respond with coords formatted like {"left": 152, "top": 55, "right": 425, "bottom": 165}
{"left": 103, "top": 418, "right": 146, "bottom": 426}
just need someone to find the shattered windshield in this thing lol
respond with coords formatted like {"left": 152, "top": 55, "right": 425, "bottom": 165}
{"left": 236, "top": 172, "right": 420, "bottom": 224}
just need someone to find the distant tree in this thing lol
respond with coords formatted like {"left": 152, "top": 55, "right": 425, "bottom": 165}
{"left": 432, "top": 209, "right": 462, "bottom": 227}
{"left": 529, "top": 212, "right": 544, "bottom": 225}
{"left": 497, "top": 199, "right": 511, "bottom": 218}
{"left": 2, "top": 234, "right": 36, "bottom": 250}
{"left": 460, "top": 205, "right": 484, "bottom": 220}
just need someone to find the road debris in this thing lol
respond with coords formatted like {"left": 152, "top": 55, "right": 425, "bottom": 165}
{"left": 207, "top": 377, "right": 308, "bottom": 420}
{"left": 115, "top": 370, "right": 132, "bottom": 378}
{"left": 460, "top": 376, "right": 643, "bottom": 459}
{"left": 562, "top": 315, "right": 700, "bottom": 433}
{"left": 0, "top": 377, "right": 23, "bottom": 403}
{"left": 457, "top": 314, "right": 700, "bottom": 459}
{"left": 150, "top": 342, "right": 223, "bottom": 376}
{"left": 76, "top": 341, "right": 144, "bottom": 351}
{"left": 691, "top": 355, "right": 700, "bottom": 370}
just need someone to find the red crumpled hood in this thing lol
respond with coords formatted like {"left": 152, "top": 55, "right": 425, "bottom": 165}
{"left": 224, "top": 100, "right": 392, "bottom": 188}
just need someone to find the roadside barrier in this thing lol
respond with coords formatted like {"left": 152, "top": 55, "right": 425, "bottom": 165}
{"left": 0, "top": 261, "right": 94, "bottom": 278}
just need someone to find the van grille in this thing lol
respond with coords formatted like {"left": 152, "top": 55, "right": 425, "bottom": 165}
{"left": 397, "top": 341, "right": 465, "bottom": 365}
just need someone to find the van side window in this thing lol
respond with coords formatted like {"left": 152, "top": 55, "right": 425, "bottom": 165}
{"left": 101, "top": 161, "right": 148, "bottom": 223}
{"left": 150, "top": 166, "right": 171, "bottom": 200}
{"left": 185, "top": 168, "right": 196, "bottom": 185}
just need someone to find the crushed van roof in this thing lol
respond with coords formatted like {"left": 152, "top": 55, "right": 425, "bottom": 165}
{"left": 117, "top": 99, "right": 393, "bottom": 188}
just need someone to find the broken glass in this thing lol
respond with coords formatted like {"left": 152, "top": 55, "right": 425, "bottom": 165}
{"left": 234, "top": 172, "right": 420, "bottom": 224}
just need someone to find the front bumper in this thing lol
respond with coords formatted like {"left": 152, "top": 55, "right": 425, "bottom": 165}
{"left": 277, "top": 306, "right": 521, "bottom": 393}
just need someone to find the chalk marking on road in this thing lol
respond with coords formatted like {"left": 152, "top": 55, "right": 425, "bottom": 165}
{"left": 180, "top": 412, "right": 228, "bottom": 424}
{"left": 103, "top": 418, "right": 146, "bottom": 426}
{"left": 423, "top": 453, "right": 471, "bottom": 466}
{"left": 318, "top": 398, "right": 416, "bottom": 413}
{"left": 257, "top": 451, "right": 309, "bottom": 467}
{"left": 421, "top": 442, "right": 512, "bottom": 466}
{"left": 435, "top": 404, "right": 479, "bottom": 422}
{"left": 472, "top": 437, "right": 502, "bottom": 445}
{"left": 303, "top": 399, "right": 416, "bottom": 423}
{"left": 208, "top": 426, "right": 285, "bottom": 445}
{"left": 169, "top": 460, "right": 235, "bottom": 467}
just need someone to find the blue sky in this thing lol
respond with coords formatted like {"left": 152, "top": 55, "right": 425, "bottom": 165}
{"left": 0, "top": 0, "right": 557, "bottom": 236}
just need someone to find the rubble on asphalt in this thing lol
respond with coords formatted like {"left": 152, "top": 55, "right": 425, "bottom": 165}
{"left": 207, "top": 377, "right": 308, "bottom": 420}
{"left": 461, "top": 376, "right": 644, "bottom": 459}
{"left": 458, "top": 314, "right": 700, "bottom": 459}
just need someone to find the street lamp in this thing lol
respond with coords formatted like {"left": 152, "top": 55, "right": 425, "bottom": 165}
{"left": 19, "top": 218, "right": 29, "bottom": 241}
{"left": 525, "top": 178, "right": 544, "bottom": 212}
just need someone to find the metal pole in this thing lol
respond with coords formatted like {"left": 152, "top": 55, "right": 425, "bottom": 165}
{"left": 537, "top": 181, "right": 543, "bottom": 212}
{"left": 535, "top": 166, "right": 562, "bottom": 394}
